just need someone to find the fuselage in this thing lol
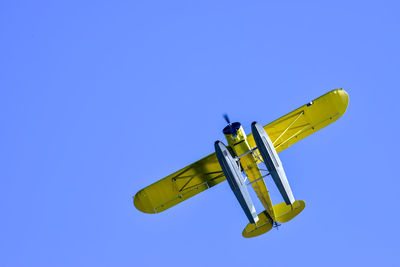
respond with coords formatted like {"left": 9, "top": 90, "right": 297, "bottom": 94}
{"left": 223, "top": 123, "right": 276, "bottom": 222}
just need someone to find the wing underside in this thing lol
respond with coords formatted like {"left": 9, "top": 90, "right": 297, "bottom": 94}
{"left": 134, "top": 89, "right": 349, "bottom": 213}
{"left": 134, "top": 153, "right": 224, "bottom": 213}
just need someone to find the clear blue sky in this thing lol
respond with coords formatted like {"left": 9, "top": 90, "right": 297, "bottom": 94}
{"left": 1, "top": 1, "right": 399, "bottom": 266}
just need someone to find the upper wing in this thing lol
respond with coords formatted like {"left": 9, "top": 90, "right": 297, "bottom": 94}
{"left": 134, "top": 89, "right": 349, "bottom": 213}
{"left": 247, "top": 89, "right": 349, "bottom": 153}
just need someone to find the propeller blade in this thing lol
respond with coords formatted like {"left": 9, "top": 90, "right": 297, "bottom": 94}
{"left": 223, "top": 114, "right": 231, "bottom": 124}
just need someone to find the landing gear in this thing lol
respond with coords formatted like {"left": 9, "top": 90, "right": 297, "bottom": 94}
{"left": 214, "top": 141, "right": 259, "bottom": 224}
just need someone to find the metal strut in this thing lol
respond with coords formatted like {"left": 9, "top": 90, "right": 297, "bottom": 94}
{"left": 235, "top": 147, "right": 258, "bottom": 159}
{"left": 172, "top": 171, "right": 224, "bottom": 192}
{"left": 247, "top": 173, "right": 271, "bottom": 186}
{"left": 274, "top": 124, "right": 311, "bottom": 150}
{"left": 273, "top": 111, "right": 304, "bottom": 145}
{"left": 272, "top": 111, "right": 341, "bottom": 150}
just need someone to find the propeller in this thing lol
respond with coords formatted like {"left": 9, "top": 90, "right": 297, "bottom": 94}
{"left": 223, "top": 114, "right": 231, "bottom": 125}
{"left": 222, "top": 114, "right": 238, "bottom": 137}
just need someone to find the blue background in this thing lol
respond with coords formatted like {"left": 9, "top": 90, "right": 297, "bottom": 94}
{"left": 1, "top": 1, "right": 399, "bottom": 266}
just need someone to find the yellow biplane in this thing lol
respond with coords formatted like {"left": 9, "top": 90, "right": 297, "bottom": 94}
{"left": 134, "top": 89, "right": 349, "bottom": 238}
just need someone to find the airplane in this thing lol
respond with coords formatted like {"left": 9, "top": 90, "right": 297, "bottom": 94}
{"left": 133, "top": 89, "right": 349, "bottom": 238}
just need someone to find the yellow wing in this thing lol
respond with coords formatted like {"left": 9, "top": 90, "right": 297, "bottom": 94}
{"left": 247, "top": 89, "right": 349, "bottom": 153}
{"left": 134, "top": 153, "right": 224, "bottom": 213}
{"left": 134, "top": 89, "right": 349, "bottom": 213}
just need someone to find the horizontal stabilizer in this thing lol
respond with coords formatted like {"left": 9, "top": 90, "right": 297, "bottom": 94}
{"left": 274, "top": 200, "right": 305, "bottom": 223}
{"left": 242, "top": 211, "right": 273, "bottom": 238}
{"left": 242, "top": 200, "right": 305, "bottom": 238}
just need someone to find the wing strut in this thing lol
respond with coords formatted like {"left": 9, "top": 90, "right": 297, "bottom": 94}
{"left": 273, "top": 111, "right": 304, "bottom": 145}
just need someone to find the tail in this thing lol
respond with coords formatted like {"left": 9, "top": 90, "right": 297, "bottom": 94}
{"left": 242, "top": 200, "right": 305, "bottom": 238}
{"left": 274, "top": 200, "right": 305, "bottom": 223}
